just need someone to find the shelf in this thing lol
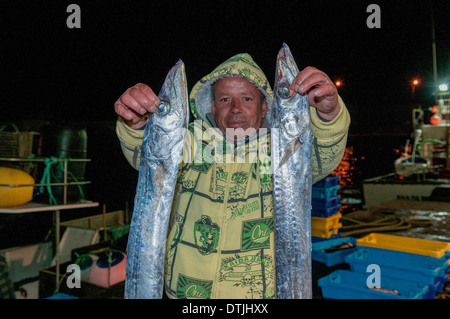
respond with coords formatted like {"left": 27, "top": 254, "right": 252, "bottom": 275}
{"left": 1, "top": 156, "right": 93, "bottom": 207}
{"left": 0, "top": 201, "right": 99, "bottom": 214}
{"left": 0, "top": 157, "right": 91, "bottom": 162}
{"left": 0, "top": 156, "right": 98, "bottom": 294}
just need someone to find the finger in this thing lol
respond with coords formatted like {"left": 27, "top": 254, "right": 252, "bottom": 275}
{"left": 297, "top": 66, "right": 320, "bottom": 81}
{"left": 290, "top": 66, "right": 320, "bottom": 89}
{"left": 292, "top": 72, "right": 330, "bottom": 95}
{"left": 139, "top": 84, "right": 161, "bottom": 110}
{"left": 119, "top": 92, "right": 147, "bottom": 115}
{"left": 115, "top": 100, "right": 140, "bottom": 121}
{"left": 130, "top": 84, "right": 160, "bottom": 113}
{"left": 306, "top": 84, "right": 338, "bottom": 113}
{"left": 309, "top": 83, "right": 337, "bottom": 99}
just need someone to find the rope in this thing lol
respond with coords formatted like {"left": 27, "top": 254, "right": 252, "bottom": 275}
{"left": 340, "top": 215, "right": 433, "bottom": 237}
{"left": 39, "top": 157, "right": 58, "bottom": 205}
{"left": 39, "top": 157, "right": 86, "bottom": 205}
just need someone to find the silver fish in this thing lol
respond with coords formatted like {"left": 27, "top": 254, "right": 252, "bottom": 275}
{"left": 271, "top": 43, "right": 312, "bottom": 299}
{"left": 125, "top": 60, "right": 189, "bottom": 299}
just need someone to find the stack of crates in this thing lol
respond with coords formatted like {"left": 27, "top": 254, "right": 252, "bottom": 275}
{"left": 311, "top": 175, "right": 342, "bottom": 242}
{"left": 318, "top": 233, "right": 450, "bottom": 299}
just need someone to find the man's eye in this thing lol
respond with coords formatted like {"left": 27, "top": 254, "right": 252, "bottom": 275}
{"left": 220, "top": 98, "right": 230, "bottom": 102}
{"left": 243, "top": 97, "right": 252, "bottom": 102}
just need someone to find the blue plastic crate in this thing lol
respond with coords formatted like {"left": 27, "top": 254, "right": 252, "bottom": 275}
{"left": 311, "top": 204, "right": 341, "bottom": 218}
{"left": 312, "top": 185, "right": 341, "bottom": 199}
{"left": 313, "top": 175, "right": 340, "bottom": 188}
{"left": 45, "top": 293, "right": 76, "bottom": 299}
{"left": 350, "top": 246, "right": 450, "bottom": 294}
{"left": 345, "top": 248, "right": 449, "bottom": 291}
{"left": 357, "top": 246, "right": 450, "bottom": 273}
{"left": 312, "top": 233, "right": 342, "bottom": 243}
{"left": 318, "top": 270, "right": 430, "bottom": 299}
{"left": 312, "top": 237, "right": 358, "bottom": 267}
{"left": 312, "top": 195, "right": 341, "bottom": 209}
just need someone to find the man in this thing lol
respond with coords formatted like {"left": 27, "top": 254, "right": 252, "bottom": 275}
{"left": 114, "top": 53, "right": 350, "bottom": 299}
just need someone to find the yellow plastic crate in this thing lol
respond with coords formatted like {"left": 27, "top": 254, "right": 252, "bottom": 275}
{"left": 356, "top": 233, "right": 450, "bottom": 258}
{"left": 311, "top": 212, "right": 341, "bottom": 230}
{"left": 311, "top": 224, "right": 342, "bottom": 238}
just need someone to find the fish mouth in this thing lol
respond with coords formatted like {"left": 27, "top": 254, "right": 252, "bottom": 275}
{"left": 159, "top": 59, "right": 188, "bottom": 122}
{"left": 275, "top": 43, "right": 299, "bottom": 86}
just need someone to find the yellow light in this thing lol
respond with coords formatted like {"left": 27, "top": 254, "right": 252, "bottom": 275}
{"left": 335, "top": 81, "right": 342, "bottom": 87}
{"left": 413, "top": 79, "right": 419, "bottom": 86}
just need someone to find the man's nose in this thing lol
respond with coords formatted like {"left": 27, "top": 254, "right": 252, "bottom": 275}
{"left": 230, "top": 99, "right": 242, "bottom": 113}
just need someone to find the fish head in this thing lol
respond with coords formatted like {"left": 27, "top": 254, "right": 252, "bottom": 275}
{"left": 275, "top": 43, "right": 299, "bottom": 88}
{"left": 146, "top": 60, "right": 189, "bottom": 159}
{"left": 273, "top": 44, "right": 309, "bottom": 138}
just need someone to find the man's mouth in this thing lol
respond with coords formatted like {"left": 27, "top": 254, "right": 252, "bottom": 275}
{"left": 227, "top": 120, "right": 247, "bottom": 128}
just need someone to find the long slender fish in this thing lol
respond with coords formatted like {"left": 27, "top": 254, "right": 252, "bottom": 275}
{"left": 271, "top": 43, "right": 312, "bottom": 299}
{"left": 125, "top": 60, "right": 189, "bottom": 299}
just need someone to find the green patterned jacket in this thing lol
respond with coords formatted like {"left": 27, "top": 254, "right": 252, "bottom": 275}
{"left": 116, "top": 53, "right": 350, "bottom": 298}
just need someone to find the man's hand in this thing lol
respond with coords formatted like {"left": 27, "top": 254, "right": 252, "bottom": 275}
{"left": 114, "top": 83, "right": 160, "bottom": 129}
{"left": 290, "top": 66, "right": 340, "bottom": 121}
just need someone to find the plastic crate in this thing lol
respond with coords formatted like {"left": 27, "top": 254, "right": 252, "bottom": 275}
{"left": 312, "top": 237, "right": 357, "bottom": 267}
{"left": 311, "top": 204, "right": 341, "bottom": 218}
{"left": 311, "top": 224, "right": 342, "bottom": 238}
{"left": 312, "top": 233, "right": 342, "bottom": 243}
{"left": 312, "top": 212, "right": 342, "bottom": 230}
{"left": 358, "top": 246, "right": 450, "bottom": 268}
{"left": 345, "top": 248, "right": 449, "bottom": 290}
{"left": 45, "top": 293, "right": 76, "bottom": 299}
{"left": 312, "top": 185, "right": 341, "bottom": 199}
{"left": 318, "top": 270, "right": 430, "bottom": 299}
{"left": 312, "top": 195, "right": 341, "bottom": 209}
{"left": 356, "top": 233, "right": 450, "bottom": 259}
{"left": 313, "top": 175, "right": 340, "bottom": 188}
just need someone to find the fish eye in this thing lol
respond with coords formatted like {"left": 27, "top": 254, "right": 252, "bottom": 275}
{"left": 277, "top": 83, "right": 290, "bottom": 99}
{"left": 156, "top": 100, "right": 170, "bottom": 116}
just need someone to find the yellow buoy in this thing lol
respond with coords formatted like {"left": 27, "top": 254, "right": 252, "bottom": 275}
{"left": 0, "top": 167, "right": 35, "bottom": 207}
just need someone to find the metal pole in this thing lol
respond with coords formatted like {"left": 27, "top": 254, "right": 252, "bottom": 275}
{"left": 431, "top": 2, "right": 438, "bottom": 88}
{"left": 63, "top": 159, "right": 68, "bottom": 205}
{"left": 55, "top": 209, "right": 60, "bottom": 292}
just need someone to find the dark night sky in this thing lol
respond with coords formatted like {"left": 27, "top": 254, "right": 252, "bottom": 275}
{"left": 1, "top": 1, "right": 450, "bottom": 247}
{"left": 2, "top": 0, "right": 450, "bottom": 130}
{"left": 1, "top": 0, "right": 450, "bottom": 211}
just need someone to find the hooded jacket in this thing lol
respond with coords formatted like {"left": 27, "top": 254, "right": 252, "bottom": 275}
{"left": 116, "top": 53, "right": 350, "bottom": 299}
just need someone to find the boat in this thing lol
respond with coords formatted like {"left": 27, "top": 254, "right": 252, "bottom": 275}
{"left": 363, "top": 95, "right": 450, "bottom": 208}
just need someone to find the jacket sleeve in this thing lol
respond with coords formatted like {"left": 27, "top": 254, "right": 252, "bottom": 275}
{"left": 115, "top": 117, "right": 145, "bottom": 170}
{"left": 310, "top": 95, "right": 350, "bottom": 184}
{"left": 115, "top": 117, "right": 196, "bottom": 170}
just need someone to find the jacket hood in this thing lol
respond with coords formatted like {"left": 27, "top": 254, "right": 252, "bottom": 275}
{"left": 189, "top": 53, "right": 274, "bottom": 128}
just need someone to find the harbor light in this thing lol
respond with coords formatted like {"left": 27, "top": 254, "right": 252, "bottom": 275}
{"left": 439, "top": 83, "right": 448, "bottom": 91}
{"left": 411, "top": 78, "right": 420, "bottom": 100}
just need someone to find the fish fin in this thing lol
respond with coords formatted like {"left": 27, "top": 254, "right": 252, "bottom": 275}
{"left": 277, "top": 138, "right": 302, "bottom": 170}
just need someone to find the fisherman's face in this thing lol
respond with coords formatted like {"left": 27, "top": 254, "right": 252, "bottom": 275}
{"left": 211, "top": 77, "right": 267, "bottom": 141}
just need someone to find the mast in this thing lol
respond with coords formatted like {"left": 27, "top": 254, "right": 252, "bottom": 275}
{"left": 431, "top": 1, "right": 438, "bottom": 87}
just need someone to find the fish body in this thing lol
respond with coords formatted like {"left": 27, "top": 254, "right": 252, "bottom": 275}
{"left": 369, "top": 287, "right": 400, "bottom": 295}
{"left": 125, "top": 60, "right": 189, "bottom": 299}
{"left": 324, "top": 242, "right": 354, "bottom": 253}
{"left": 271, "top": 43, "right": 312, "bottom": 299}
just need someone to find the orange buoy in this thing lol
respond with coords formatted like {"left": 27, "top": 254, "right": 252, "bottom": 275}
{"left": 0, "top": 167, "right": 35, "bottom": 207}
